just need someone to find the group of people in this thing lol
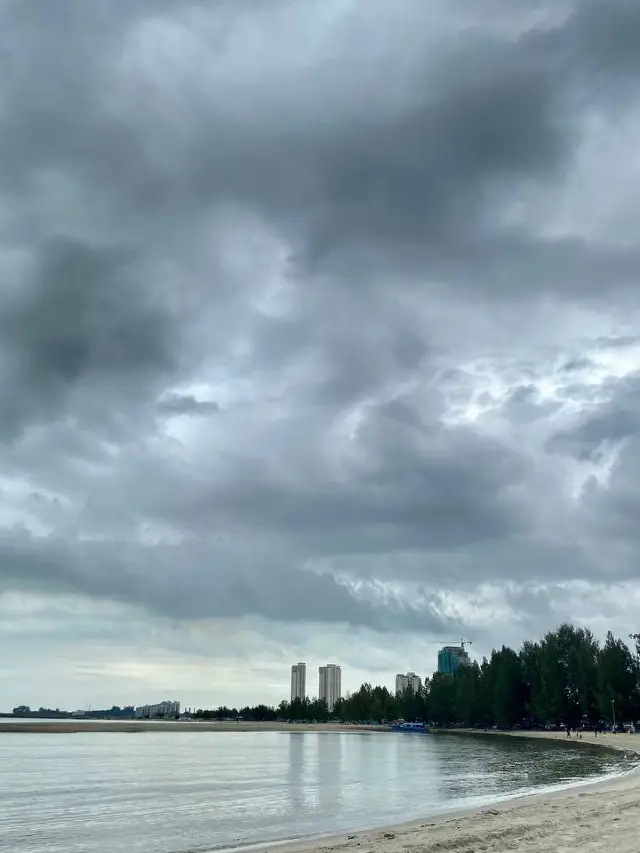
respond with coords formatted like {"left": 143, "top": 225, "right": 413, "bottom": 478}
{"left": 565, "top": 726, "right": 584, "bottom": 738}
{"left": 565, "top": 723, "right": 635, "bottom": 737}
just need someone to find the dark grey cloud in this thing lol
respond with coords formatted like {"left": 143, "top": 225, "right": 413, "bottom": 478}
{"left": 157, "top": 393, "right": 220, "bottom": 416}
{"left": 546, "top": 373, "right": 640, "bottom": 459}
{"left": 0, "top": 237, "right": 183, "bottom": 441}
{"left": 1, "top": 0, "right": 640, "bottom": 672}
{"left": 561, "top": 358, "right": 593, "bottom": 373}
{"left": 0, "top": 528, "right": 454, "bottom": 635}
{"left": 568, "top": 0, "right": 640, "bottom": 77}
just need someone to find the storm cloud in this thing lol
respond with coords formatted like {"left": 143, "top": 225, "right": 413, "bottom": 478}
{"left": 2, "top": 0, "right": 640, "bottom": 707}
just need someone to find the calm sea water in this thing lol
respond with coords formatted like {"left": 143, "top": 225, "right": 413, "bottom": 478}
{"left": 0, "top": 730, "right": 633, "bottom": 853}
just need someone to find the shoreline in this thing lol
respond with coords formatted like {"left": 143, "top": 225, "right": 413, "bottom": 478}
{"left": 258, "top": 729, "right": 640, "bottom": 853}
{"left": 0, "top": 720, "right": 387, "bottom": 734}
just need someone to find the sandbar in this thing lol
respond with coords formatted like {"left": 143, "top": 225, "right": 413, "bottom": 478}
{"left": 0, "top": 719, "right": 386, "bottom": 734}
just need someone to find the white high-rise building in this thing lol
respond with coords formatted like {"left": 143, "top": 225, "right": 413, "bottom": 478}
{"left": 319, "top": 664, "right": 342, "bottom": 711}
{"left": 134, "top": 700, "right": 180, "bottom": 718}
{"left": 291, "top": 662, "right": 307, "bottom": 701}
{"left": 395, "top": 672, "right": 422, "bottom": 695}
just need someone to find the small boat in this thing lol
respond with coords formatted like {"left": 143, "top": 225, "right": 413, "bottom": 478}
{"left": 391, "top": 721, "right": 431, "bottom": 733}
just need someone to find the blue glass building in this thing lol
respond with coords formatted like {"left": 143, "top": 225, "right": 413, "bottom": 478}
{"left": 437, "top": 646, "right": 470, "bottom": 674}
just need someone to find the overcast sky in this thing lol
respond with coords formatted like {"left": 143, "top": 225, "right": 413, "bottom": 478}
{"left": 2, "top": 0, "right": 640, "bottom": 712}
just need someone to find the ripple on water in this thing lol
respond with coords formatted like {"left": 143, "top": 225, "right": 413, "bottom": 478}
{"left": 0, "top": 731, "right": 633, "bottom": 853}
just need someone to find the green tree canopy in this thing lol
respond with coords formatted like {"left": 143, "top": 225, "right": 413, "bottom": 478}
{"left": 186, "top": 624, "right": 640, "bottom": 728}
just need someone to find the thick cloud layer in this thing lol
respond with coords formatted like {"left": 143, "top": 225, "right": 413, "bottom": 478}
{"left": 2, "top": 0, "right": 640, "bottom": 706}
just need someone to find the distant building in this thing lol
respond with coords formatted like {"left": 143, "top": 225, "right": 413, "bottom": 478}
{"left": 437, "top": 646, "right": 470, "bottom": 674}
{"left": 395, "top": 672, "right": 422, "bottom": 694}
{"left": 319, "top": 664, "right": 342, "bottom": 711}
{"left": 291, "top": 662, "right": 307, "bottom": 702}
{"left": 135, "top": 700, "right": 180, "bottom": 719}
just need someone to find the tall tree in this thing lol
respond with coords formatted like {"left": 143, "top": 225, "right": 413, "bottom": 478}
{"left": 453, "top": 661, "right": 482, "bottom": 727}
{"left": 533, "top": 624, "right": 598, "bottom": 726}
{"left": 428, "top": 672, "right": 456, "bottom": 725}
{"left": 597, "top": 632, "right": 637, "bottom": 723}
{"left": 491, "top": 647, "right": 526, "bottom": 727}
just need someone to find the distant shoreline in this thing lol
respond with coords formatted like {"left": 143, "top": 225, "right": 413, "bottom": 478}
{"left": 0, "top": 719, "right": 388, "bottom": 734}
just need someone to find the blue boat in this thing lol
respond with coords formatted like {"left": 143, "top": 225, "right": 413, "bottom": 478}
{"left": 391, "top": 722, "right": 431, "bottom": 733}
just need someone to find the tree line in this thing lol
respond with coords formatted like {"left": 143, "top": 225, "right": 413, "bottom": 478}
{"left": 11, "top": 705, "right": 137, "bottom": 719}
{"left": 193, "top": 625, "right": 640, "bottom": 728}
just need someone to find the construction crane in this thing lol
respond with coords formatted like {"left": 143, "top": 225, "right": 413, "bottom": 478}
{"left": 426, "top": 638, "right": 472, "bottom": 652}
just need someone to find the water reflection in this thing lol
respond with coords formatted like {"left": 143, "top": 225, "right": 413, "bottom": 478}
{"left": 0, "top": 731, "right": 632, "bottom": 853}
{"left": 317, "top": 733, "right": 343, "bottom": 810}
{"left": 287, "top": 733, "right": 308, "bottom": 812}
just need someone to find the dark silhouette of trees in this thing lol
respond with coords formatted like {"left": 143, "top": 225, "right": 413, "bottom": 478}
{"left": 184, "top": 624, "right": 640, "bottom": 728}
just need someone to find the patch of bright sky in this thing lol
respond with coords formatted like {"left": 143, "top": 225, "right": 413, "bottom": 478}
{"left": 426, "top": 583, "right": 518, "bottom": 628}
{"left": 435, "top": 338, "right": 638, "bottom": 503}
{"left": 411, "top": 580, "right": 640, "bottom": 656}
{"left": 0, "top": 597, "right": 299, "bottom": 708}
{"left": 442, "top": 337, "right": 640, "bottom": 428}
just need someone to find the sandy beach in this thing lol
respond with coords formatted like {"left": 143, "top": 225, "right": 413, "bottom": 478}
{"left": 0, "top": 720, "right": 386, "bottom": 734}
{"left": 284, "top": 730, "right": 640, "bottom": 853}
